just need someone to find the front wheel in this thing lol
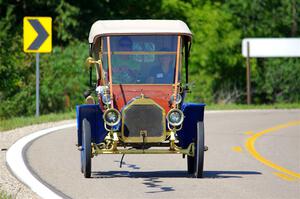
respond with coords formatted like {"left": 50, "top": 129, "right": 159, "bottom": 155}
{"left": 82, "top": 119, "right": 92, "bottom": 178}
{"left": 187, "top": 121, "right": 205, "bottom": 178}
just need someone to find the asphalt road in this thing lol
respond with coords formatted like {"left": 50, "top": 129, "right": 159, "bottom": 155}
{"left": 26, "top": 110, "right": 300, "bottom": 199}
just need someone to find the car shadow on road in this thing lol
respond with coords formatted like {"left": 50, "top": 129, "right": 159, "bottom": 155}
{"left": 204, "top": 170, "right": 262, "bottom": 178}
{"left": 91, "top": 170, "right": 261, "bottom": 194}
{"left": 113, "top": 160, "right": 141, "bottom": 170}
{"left": 92, "top": 170, "right": 261, "bottom": 179}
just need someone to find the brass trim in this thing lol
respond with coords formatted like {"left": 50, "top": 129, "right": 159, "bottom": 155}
{"left": 103, "top": 108, "right": 121, "bottom": 126}
{"left": 93, "top": 143, "right": 194, "bottom": 156}
{"left": 99, "top": 37, "right": 105, "bottom": 85}
{"left": 85, "top": 95, "right": 95, "bottom": 104}
{"left": 121, "top": 97, "right": 166, "bottom": 143}
{"left": 106, "top": 36, "right": 114, "bottom": 108}
{"left": 172, "top": 36, "right": 181, "bottom": 108}
{"left": 166, "top": 108, "right": 184, "bottom": 127}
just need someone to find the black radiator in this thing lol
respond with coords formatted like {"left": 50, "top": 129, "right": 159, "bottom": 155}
{"left": 123, "top": 104, "right": 164, "bottom": 139}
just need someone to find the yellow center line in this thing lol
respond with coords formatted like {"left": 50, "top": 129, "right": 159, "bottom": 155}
{"left": 273, "top": 172, "right": 297, "bottom": 181}
{"left": 244, "top": 131, "right": 254, "bottom": 135}
{"left": 245, "top": 120, "right": 300, "bottom": 179}
{"left": 232, "top": 146, "right": 243, "bottom": 152}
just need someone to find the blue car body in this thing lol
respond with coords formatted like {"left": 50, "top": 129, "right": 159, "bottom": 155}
{"left": 76, "top": 103, "right": 205, "bottom": 148}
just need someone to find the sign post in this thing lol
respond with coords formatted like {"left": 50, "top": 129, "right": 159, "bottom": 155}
{"left": 246, "top": 42, "right": 251, "bottom": 104}
{"left": 23, "top": 17, "right": 52, "bottom": 117}
{"left": 36, "top": 53, "right": 40, "bottom": 117}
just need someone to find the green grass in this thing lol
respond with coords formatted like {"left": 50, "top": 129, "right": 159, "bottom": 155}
{"left": 0, "top": 191, "right": 13, "bottom": 199}
{"left": 0, "top": 111, "right": 76, "bottom": 132}
{"left": 206, "top": 103, "right": 300, "bottom": 110}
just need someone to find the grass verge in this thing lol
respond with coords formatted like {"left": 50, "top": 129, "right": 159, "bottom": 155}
{"left": 0, "top": 190, "right": 13, "bottom": 199}
{"left": 0, "top": 111, "right": 76, "bottom": 132}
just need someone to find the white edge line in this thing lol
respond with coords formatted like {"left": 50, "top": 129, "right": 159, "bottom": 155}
{"left": 6, "top": 123, "right": 76, "bottom": 199}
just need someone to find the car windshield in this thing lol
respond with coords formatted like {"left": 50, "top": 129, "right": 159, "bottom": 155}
{"left": 101, "top": 35, "right": 180, "bottom": 84}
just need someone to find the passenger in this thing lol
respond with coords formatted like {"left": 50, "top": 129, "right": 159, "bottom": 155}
{"left": 147, "top": 48, "right": 175, "bottom": 84}
{"left": 118, "top": 36, "right": 133, "bottom": 52}
{"left": 112, "top": 37, "right": 140, "bottom": 83}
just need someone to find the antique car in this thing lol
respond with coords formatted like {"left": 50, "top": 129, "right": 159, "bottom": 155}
{"left": 76, "top": 20, "right": 206, "bottom": 178}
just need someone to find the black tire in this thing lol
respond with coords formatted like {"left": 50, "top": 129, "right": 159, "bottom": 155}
{"left": 187, "top": 155, "right": 194, "bottom": 174}
{"left": 80, "top": 146, "right": 84, "bottom": 173}
{"left": 80, "top": 155, "right": 83, "bottom": 173}
{"left": 82, "top": 119, "right": 92, "bottom": 178}
{"left": 194, "top": 121, "right": 205, "bottom": 178}
{"left": 187, "top": 121, "right": 205, "bottom": 178}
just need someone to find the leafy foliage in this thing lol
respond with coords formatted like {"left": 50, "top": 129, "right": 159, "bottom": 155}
{"left": 54, "top": 0, "right": 79, "bottom": 44}
{"left": 0, "top": 40, "right": 88, "bottom": 118}
{"left": 0, "top": 0, "right": 299, "bottom": 118}
{"left": 187, "top": 2, "right": 243, "bottom": 103}
{"left": 254, "top": 58, "right": 300, "bottom": 103}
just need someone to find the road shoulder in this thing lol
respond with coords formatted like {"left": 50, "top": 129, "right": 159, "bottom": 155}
{"left": 0, "top": 120, "right": 75, "bottom": 199}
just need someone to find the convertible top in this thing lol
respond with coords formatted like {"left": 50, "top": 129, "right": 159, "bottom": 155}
{"left": 88, "top": 20, "right": 192, "bottom": 43}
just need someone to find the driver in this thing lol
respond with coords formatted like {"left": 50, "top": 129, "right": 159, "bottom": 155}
{"left": 112, "top": 37, "right": 140, "bottom": 83}
{"left": 147, "top": 48, "right": 175, "bottom": 84}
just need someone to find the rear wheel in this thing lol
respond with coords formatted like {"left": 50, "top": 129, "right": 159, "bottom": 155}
{"left": 82, "top": 119, "right": 92, "bottom": 178}
{"left": 187, "top": 121, "right": 204, "bottom": 178}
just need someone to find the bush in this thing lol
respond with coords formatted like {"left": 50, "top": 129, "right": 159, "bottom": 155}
{"left": 0, "top": 42, "right": 89, "bottom": 118}
{"left": 253, "top": 58, "right": 300, "bottom": 103}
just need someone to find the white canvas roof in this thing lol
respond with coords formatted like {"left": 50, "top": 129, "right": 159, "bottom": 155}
{"left": 88, "top": 20, "right": 192, "bottom": 43}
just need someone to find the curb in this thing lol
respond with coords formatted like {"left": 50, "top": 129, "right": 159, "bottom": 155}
{"left": 6, "top": 123, "right": 76, "bottom": 199}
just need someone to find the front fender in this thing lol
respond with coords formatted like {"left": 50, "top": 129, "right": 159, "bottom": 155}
{"left": 177, "top": 103, "right": 205, "bottom": 148}
{"left": 76, "top": 104, "right": 106, "bottom": 146}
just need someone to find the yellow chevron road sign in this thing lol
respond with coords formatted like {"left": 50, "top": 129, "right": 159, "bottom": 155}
{"left": 23, "top": 17, "right": 52, "bottom": 53}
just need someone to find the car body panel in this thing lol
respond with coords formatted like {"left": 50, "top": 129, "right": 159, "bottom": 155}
{"left": 76, "top": 104, "right": 106, "bottom": 146}
{"left": 177, "top": 103, "right": 206, "bottom": 148}
{"left": 77, "top": 103, "right": 205, "bottom": 149}
{"left": 111, "top": 84, "right": 173, "bottom": 112}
